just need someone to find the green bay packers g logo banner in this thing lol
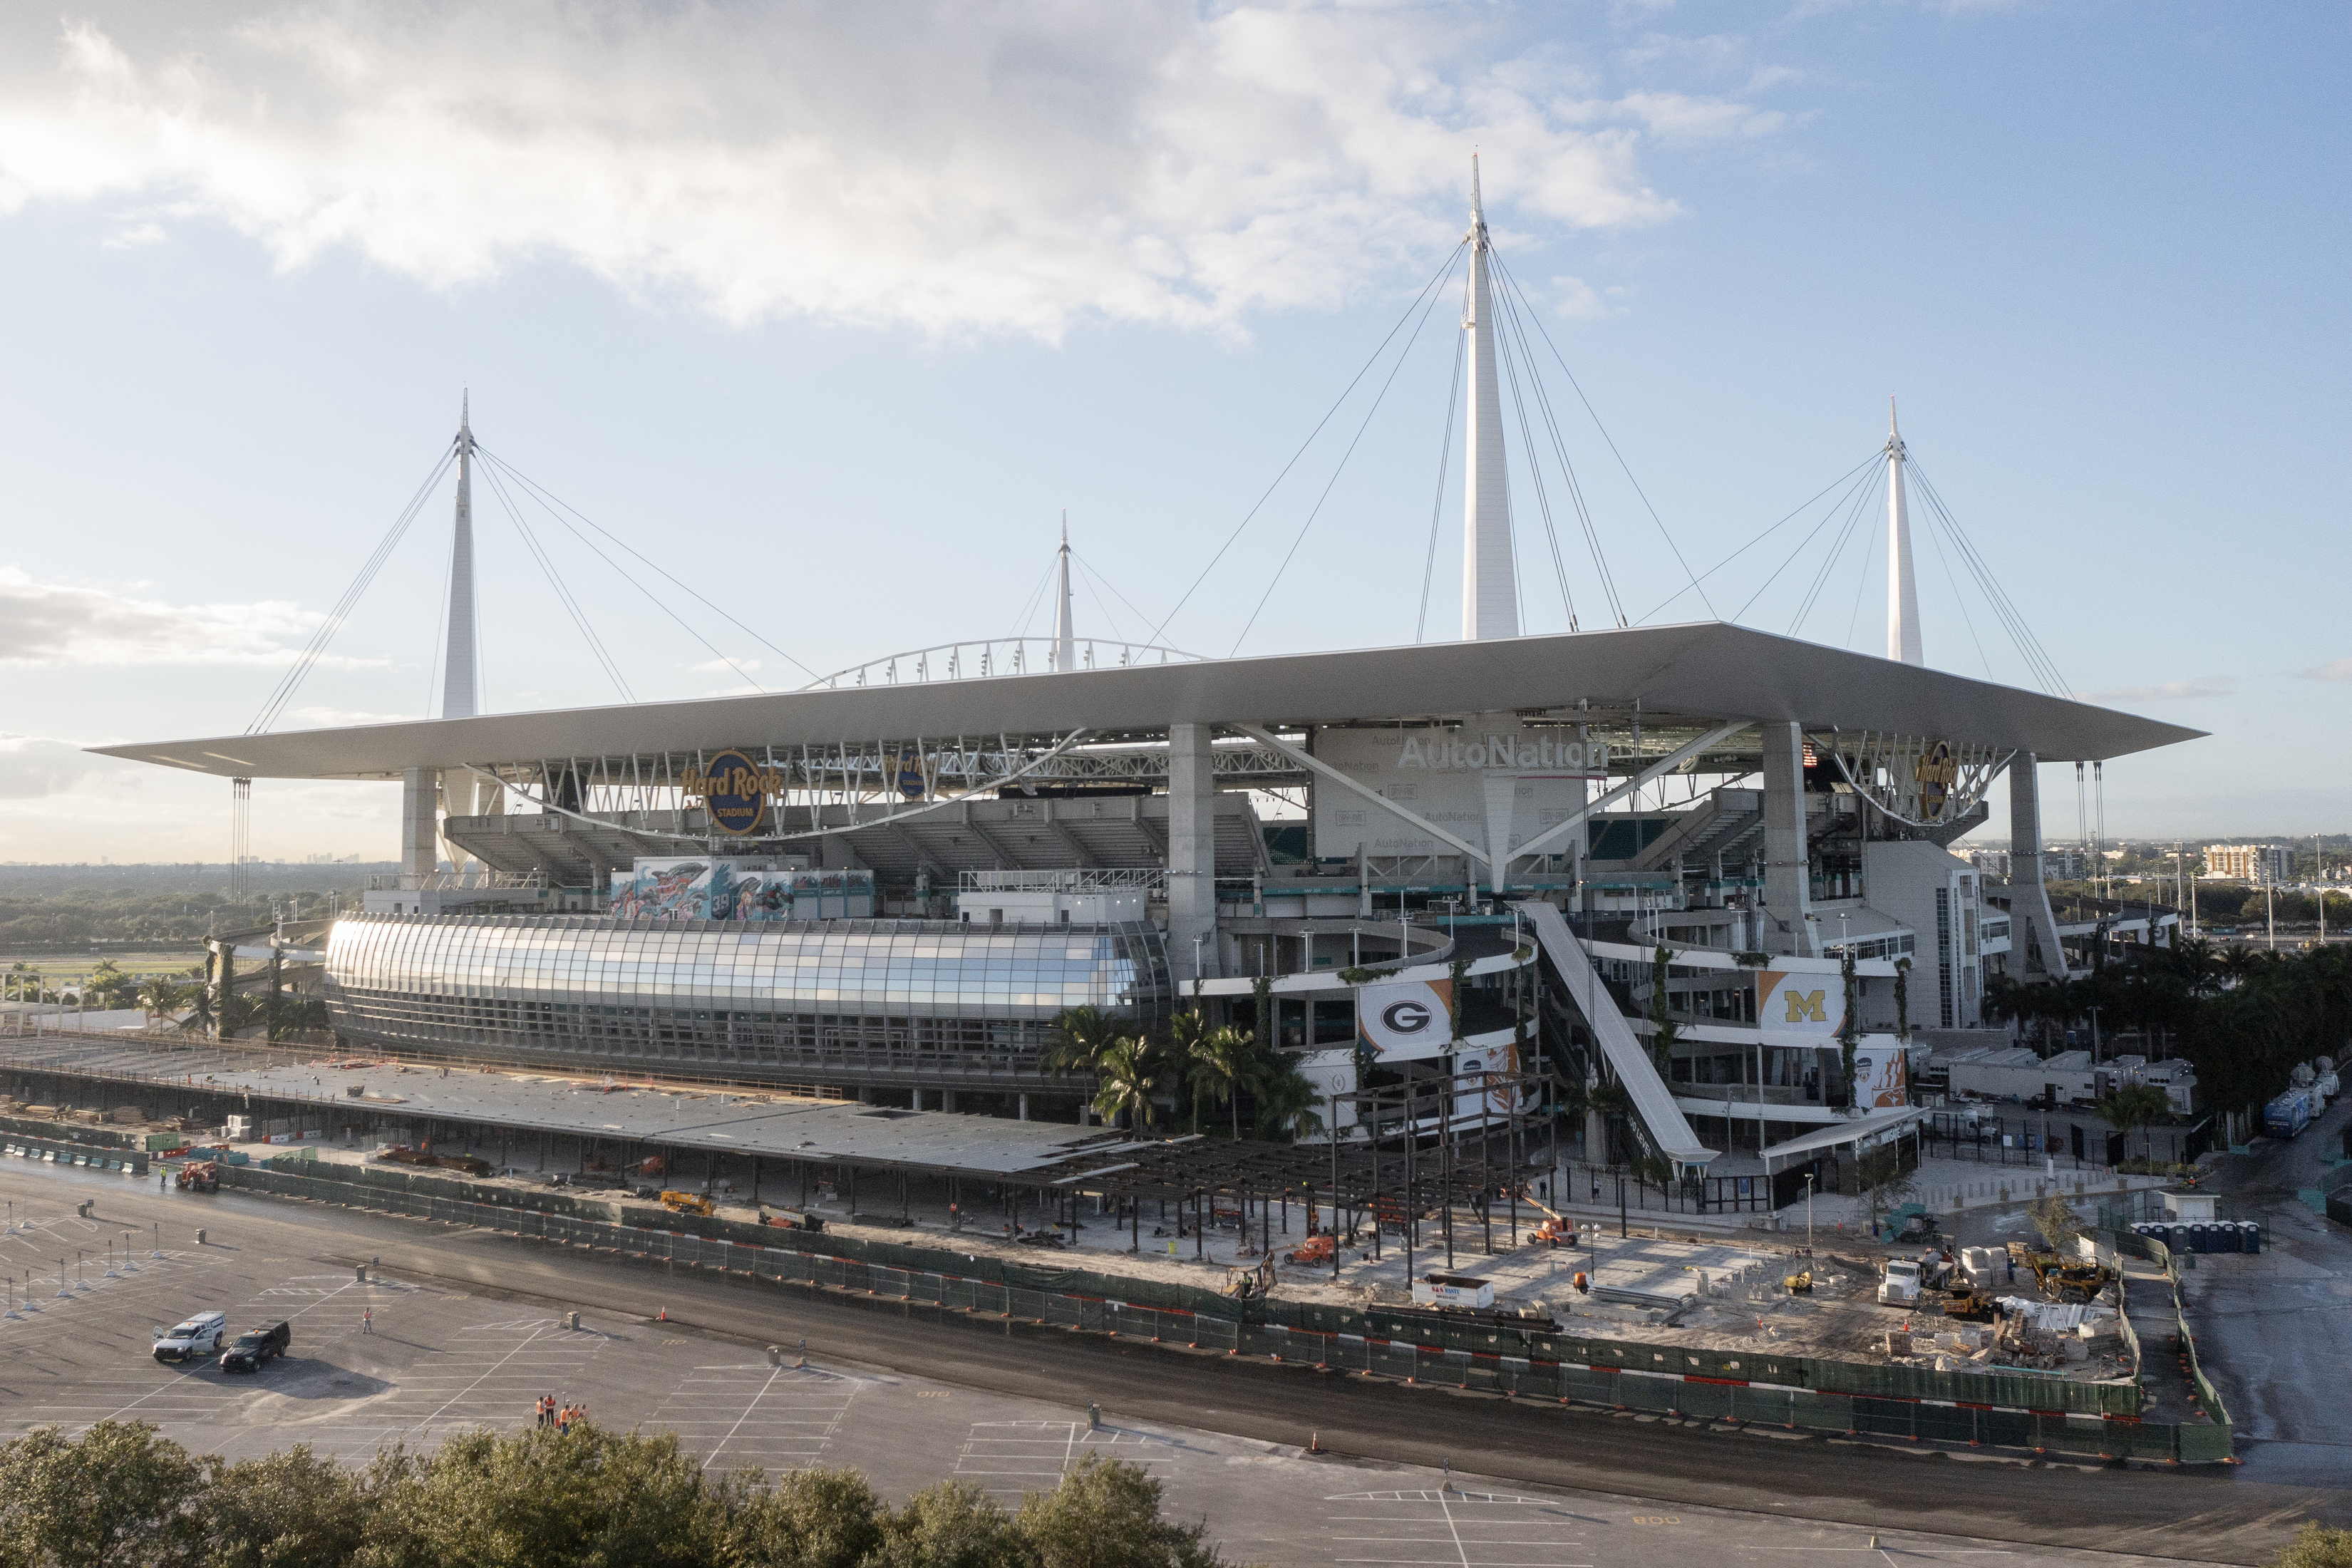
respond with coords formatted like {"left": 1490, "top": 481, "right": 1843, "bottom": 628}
{"left": 683, "top": 750, "right": 784, "bottom": 836}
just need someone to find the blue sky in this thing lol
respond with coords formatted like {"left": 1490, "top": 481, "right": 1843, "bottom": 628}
{"left": 0, "top": 1, "right": 2342, "bottom": 861}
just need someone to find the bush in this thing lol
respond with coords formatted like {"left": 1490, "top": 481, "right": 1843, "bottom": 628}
{"left": 0, "top": 1421, "right": 1224, "bottom": 1568}
{"left": 2277, "top": 1523, "right": 2352, "bottom": 1568}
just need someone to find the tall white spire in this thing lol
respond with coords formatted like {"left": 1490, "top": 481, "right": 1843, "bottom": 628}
{"left": 1053, "top": 511, "right": 1076, "bottom": 671}
{"left": 441, "top": 392, "right": 480, "bottom": 718}
{"left": 1461, "top": 153, "right": 1517, "bottom": 640}
{"left": 1884, "top": 398, "right": 1922, "bottom": 666}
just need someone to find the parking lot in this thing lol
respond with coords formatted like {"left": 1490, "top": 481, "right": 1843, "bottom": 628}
{"left": 0, "top": 1160, "right": 2261, "bottom": 1567}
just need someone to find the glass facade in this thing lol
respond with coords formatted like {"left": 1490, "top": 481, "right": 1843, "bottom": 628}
{"left": 324, "top": 914, "right": 1168, "bottom": 1088}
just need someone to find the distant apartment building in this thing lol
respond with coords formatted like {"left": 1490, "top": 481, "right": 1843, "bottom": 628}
{"left": 2204, "top": 844, "right": 2293, "bottom": 882}
{"left": 1966, "top": 849, "right": 2011, "bottom": 879}
{"left": 2043, "top": 847, "right": 2092, "bottom": 880}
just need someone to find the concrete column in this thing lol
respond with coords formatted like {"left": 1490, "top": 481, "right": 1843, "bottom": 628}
{"left": 1760, "top": 723, "right": 1817, "bottom": 957}
{"left": 1167, "top": 721, "right": 1219, "bottom": 979}
{"left": 941, "top": 1090, "right": 957, "bottom": 1113}
{"left": 1017, "top": 1093, "right": 1030, "bottom": 1122}
{"left": 399, "top": 768, "right": 438, "bottom": 883}
{"left": 2006, "top": 754, "right": 2072, "bottom": 980}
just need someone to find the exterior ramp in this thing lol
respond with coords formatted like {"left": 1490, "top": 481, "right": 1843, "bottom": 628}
{"left": 1515, "top": 900, "right": 1717, "bottom": 1172}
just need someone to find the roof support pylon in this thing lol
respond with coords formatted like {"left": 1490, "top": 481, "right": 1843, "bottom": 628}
{"left": 1461, "top": 155, "right": 1517, "bottom": 640}
{"left": 1885, "top": 399, "right": 1923, "bottom": 666}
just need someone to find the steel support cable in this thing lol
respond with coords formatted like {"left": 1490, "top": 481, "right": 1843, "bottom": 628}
{"left": 1071, "top": 550, "right": 1163, "bottom": 645}
{"left": 249, "top": 443, "right": 458, "bottom": 733}
{"left": 1149, "top": 239, "right": 1468, "bottom": 649}
{"left": 1787, "top": 466, "right": 1882, "bottom": 637}
{"left": 1841, "top": 500, "right": 1883, "bottom": 649}
{"left": 1917, "top": 505, "right": 1994, "bottom": 679}
{"left": 472, "top": 448, "right": 819, "bottom": 682}
{"left": 1068, "top": 554, "right": 1130, "bottom": 643}
{"left": 1729, "top": 459, "right": 1882, "bottom": 625}
{"left": 1415, "top": 326, "right": 1466, "bottom": 642}
{"left": 1907, "top": 458, "right": 2070, "bottom": 696}
{"left": 1490, "top": 299, "right": 1587, "bottom": 629}
{"left": 1490, "top": 249, "right": 1715, "bottom": 617}
{"left": 1634, "top": 453, "right": 1879, "bottom": 624}
{"left": 1490, "top": 264, "right": 1621, "bottom": 624}
{"left": 471, "top": 449, "right": 767, "bottom": 693}
{"left": 1004, "top": 554, "right": 1060, "bottom": 641}
{"left": 474, "top": 456, "right": 636, "bottom": 702}
{"left": 1227, "top": 253, "right": 1459, "bottom": 656}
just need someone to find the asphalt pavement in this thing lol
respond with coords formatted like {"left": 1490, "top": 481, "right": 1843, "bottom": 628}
{"left": 0, "top": 1158, "right": 2343, "bottom": 1567}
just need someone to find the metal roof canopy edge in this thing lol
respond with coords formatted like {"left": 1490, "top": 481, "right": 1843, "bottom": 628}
{"left": 93, "top": 621, "right": 2202, "bottom": 780}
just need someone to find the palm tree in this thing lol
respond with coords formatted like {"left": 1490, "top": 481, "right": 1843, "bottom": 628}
{"left": 1043, "top": 1005, "right": 1121, "bottom": 1076}
{"left": 135, "top": 976, "right": 183, "bottom": 1029}
{"left": 1192, "top": 1025, "right": 1260, "bottom": 1140}
{"left": 2098, "top": 1083, "right": 2172, "bottom": 1165}
{"left": 1167, "top": 1009, "right": 1212, "bottom": 1133}
{"left": 1090, "top": 1038, "right": 1160, "bottom": 1132}
{"left": 1252, "top": 1053, "right": 1327, "bottom": 1143}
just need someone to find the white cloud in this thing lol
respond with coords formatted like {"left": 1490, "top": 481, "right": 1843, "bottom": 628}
{"left": 0, "top": 3, "right": 1793, "bottom": 339}
{"left": 0, "top": 566, "right": 379, "bottom": 668}
{"left": 0, "top": 734, "right": 133, "bottom": 800}
{"left": 2080, "top": 677, "right": 2233, "bottom": 703}
{"left": 2300, "top": 657, "right": 2352, "bottom": 682}
{"left": 1549, "top": 274, "right": 1614, "bottom": 319}
{"left": 686, "top": 657, "right": 760, "bottom": 676}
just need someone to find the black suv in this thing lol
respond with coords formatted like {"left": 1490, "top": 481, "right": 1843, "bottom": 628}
{"left": 220, "top": 1321, "right": 292, "bottom": 1373}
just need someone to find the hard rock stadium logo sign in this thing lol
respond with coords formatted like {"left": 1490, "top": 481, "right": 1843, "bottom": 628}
{"left": 682, "top": 751, "right": 785, "bottom": 836}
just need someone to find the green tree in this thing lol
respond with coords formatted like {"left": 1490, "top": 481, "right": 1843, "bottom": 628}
{"left": 1190, "top": 1026, "right": 1259, "bottom": 1142}
{"left": 1090, "top": 1038, "right": 1160, "bottom": 1133}
{"left": 354, "top": 1423, "right": 728, "bottom": 1568}
{"left": 195, "top": 1445, "right": 371, "bottom": 1568}
{"left": 135, "top": 976, "right": 185, "bottom": 1030}
{"left": 2098, "top": 1084, "right": 2172, "bottom": 1165}
{"left": 1892, "top": 956, "right": 1912, "bottom": 1043}
{"left": 867, "top": 1479, "right": 1037, "bottom": 1568}
{"left": 1167, "top": 1009, "right": 1212, "bottom": 1134}
{"left": 722, "top": 1465, "right": 887, "bottom": 1568}
{"left": 1043, "top": 1006, "right": 1122, "bottom": 1077}
{"left": 1250, "top": 1054, "right": 1326, "bottom": 1143}
{"left": 2027, "top": 1192, "right": 2085, "bottom": 1253}
{"left": 1853, "top": 1145, "right": 1918, "bottom": 1237}
{"left": 1836, "top": 949, "right": 1860, "bottom": 1106}
{"left": 1647, "top": 944, "right": 1678, "bottom": 1078}
{"left": 2276, "top": 1522, "right": 2352, "bottom": 1568}
{"left": 1016, "top": 1453, "right": 1223, "bottom": 1568}
{"left": 0, "top": 1419, "right": 202, "bottom": 1568}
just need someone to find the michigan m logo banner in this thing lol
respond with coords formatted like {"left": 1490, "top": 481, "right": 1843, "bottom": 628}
{"left": 1783, "top": 989, "right": 1828, "bottom": 1024}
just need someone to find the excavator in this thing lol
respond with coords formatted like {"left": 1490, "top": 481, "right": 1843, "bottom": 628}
{"left": 659, "top": 1190, "right": 716, "bottom": 1218}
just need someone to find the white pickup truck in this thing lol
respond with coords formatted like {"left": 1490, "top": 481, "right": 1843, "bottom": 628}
{"left": 1877, "top": 1259, "right": 1922, "bottom": 1306}
{"left": 153, "top": 1311, "right": 228, "bottom": 1363}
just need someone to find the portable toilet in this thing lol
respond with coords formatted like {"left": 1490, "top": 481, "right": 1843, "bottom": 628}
{"left": 2189, "top": 1222, "right": 2212, "bottom": 1254}
{"left": 2244, "top": 1220, "right": 2261, "bottom": 1254}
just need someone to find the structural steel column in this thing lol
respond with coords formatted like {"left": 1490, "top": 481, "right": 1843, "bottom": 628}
{"left": 399, "top": 768, "right": 438, "bottom": 883}
{"left": 2006, "top": 754, "right": 2071, "bottom": 979}
{"left": 1760, "top": 722, "right": 1817, "bottom": 957}
{"left": 1167, "top": 721, "right": 1220, "bottom": 979}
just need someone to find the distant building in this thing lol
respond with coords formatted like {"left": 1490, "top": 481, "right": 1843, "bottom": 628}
{"left": 2204, "top": 844, "right": 2292, "bottom": 882}
{"left": 2042, "top": 847, "right": 2091, "bottom": 880}
{"left": 1966, "top": 849, "right": 2011, "bottom": 879}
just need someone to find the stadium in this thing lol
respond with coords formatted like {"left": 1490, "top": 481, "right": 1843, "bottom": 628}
{"left": 95, "top": 170, "right": 2199, "bottom": 1195}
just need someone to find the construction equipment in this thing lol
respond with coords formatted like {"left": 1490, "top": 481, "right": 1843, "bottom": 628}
{"left": 1520, "top": 1185, "right": 1576, "bottom": 1247}
{"left": 174, "top": 1160, "right": 220, "bottom": 1193}
{"left": 1939, "top": 1286, "right": 1997, "bottom": 1321}
{"left": 1285, "top": 1234, "right": 1335, "bottom": 1267}
{"left": 2026, "top": 1254, "right": 2113, "bottom": 1302}
{"left": 1783, "top": 1270, "right": 1813, "bottom": 1294}
{"left": 758, "top": 1203, "right": 822, "bottom": 1233}
{"left": 659, "top": 1190, "right": 716, "bottom": 1218}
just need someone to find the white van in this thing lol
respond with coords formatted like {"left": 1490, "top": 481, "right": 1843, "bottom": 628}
{"left": 153, "top": 1311, "right": 229, "bottom": 1363}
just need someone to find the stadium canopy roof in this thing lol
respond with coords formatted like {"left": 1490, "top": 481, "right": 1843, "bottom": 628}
{"left": 93, "top": 621, "right": 2201, "bottom": 782}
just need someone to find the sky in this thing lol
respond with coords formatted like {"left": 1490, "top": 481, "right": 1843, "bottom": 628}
{"left": 0, "top": 0, "right": 2343, "bottom": 863}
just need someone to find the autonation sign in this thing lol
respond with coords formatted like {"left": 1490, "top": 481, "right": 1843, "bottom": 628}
{"left": 1309, "top": 720, "right": 1608, "bottom": 862}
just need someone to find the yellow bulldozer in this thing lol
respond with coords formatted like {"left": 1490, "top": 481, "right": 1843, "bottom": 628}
{"left": 659, "top": 1190, "right": 716, "bottom": 1218}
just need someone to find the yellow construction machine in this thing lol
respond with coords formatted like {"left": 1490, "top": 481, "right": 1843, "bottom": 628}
{"left": 659, "top": 1190, "right": 716, "bottom": 1217}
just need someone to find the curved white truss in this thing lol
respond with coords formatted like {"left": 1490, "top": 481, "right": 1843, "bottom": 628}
{"left": 805, "top": 637, "right": 1200, "bottom": 690}
{"left": 1810, "top": 730, "right": 2013, "bottom": 830}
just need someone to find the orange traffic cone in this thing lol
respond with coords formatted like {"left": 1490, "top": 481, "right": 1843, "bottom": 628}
{"left": 658, "top": 1306, "right": 667, "bottom": 1321}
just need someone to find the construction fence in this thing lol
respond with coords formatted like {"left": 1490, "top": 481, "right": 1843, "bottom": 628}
{"left": 212, "top": 1162, "right": 2234, "bottom": 1463}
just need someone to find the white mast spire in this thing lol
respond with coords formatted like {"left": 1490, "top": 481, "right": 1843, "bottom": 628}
{"left": 441, "top": 391, "right": 480, "bottom": 718}
{"left": 1461, "top": 153, "right": 1517, "bottom": 640}
{"left": 1053, "top": 510, "right": 1076, "bottom": 671}
{"left": 1884, "top": 396, "right": 1922, "bottom": 666}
